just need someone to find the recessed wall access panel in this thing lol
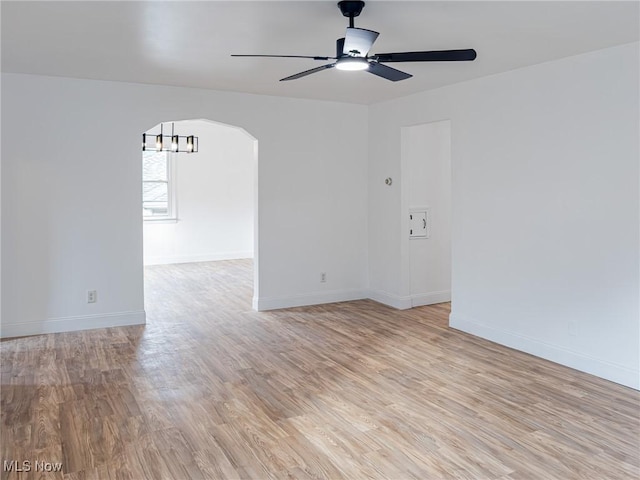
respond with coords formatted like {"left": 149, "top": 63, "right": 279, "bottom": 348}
{"left": 409, "top": 208, "right": 429, "bottom": 239}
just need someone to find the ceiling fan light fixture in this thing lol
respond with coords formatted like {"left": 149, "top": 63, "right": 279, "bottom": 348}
{"left": 231, "top": 1, "right": 476, "bottom": 83}
{"left": 335, "top": 57, "right": 369, "bottom": 71}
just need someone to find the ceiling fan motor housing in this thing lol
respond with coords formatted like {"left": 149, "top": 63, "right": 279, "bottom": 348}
{"left": 338, "top": 1, "right": 365, "bottom": 18}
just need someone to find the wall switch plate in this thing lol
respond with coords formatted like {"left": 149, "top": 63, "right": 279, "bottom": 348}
{"left": 320, "top": 272, "right": 327, "bottom": 283}
{"left": 87, "top": 290, "right": 97, "bottom": 303}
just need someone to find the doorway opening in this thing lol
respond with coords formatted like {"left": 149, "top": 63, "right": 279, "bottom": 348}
{"left": 400, "top": 120, "right": 452, "bottom": 308}
{"left": 141, "top": 119, "right": 259, "bottom": 320}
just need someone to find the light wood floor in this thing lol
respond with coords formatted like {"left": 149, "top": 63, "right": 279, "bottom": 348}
{"left": 2, "top": 259, "right": 639, "bottom": 479}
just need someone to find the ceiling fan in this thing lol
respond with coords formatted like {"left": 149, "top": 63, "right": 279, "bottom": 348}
{"left": 231, "top": 1, "right": 477, "bottom": 82}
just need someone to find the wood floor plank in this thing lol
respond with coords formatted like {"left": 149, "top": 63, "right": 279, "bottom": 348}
{"left": 1, "top": 259, "right": 639, "bottom": 479}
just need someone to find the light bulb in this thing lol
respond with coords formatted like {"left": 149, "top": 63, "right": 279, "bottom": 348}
{"left": 335, "top": 57, "right": 369, "bottom": 71}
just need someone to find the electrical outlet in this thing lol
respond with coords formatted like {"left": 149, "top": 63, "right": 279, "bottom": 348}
{"left": 320, "top": 272, "right": 327, "bottom": 283}
{"left": 568, "top": 321, "right": 577, "bottom": 337}
{"left": 87, "top": 290, "right": 97, "bottom": 303}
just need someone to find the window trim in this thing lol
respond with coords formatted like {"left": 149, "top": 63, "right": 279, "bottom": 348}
{"left": 143, "top": 150, "right": 178, "bottom": 223}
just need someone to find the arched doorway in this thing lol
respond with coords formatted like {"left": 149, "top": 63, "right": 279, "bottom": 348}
{"left": 140, "top": 118, "right": 259, "bottom": 317}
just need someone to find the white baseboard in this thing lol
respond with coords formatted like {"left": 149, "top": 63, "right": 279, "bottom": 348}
{"left": 0, "top": 310, "right": 146, "bottom": 339}
{"left": 144, "top": 251, "right": 253, "bottom": 266}
{"left": 255, "top": 289, "right": 450, "bottom": 312}
{"left": 366, "top": 289, "right": 451, "bottom": 310}
{"left": 411, "top": 290, "right": 451, "bottom": 307}
{"left": 254, "top": 289, "right": 366, "bottom": 311}
{"left": 366, "top": 289, "right": 412, "bottom": 310}
{"left": 450, "top": 311, "right": 639, "bottom": 390}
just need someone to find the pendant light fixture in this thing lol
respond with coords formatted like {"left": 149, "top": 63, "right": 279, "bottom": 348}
{"left": 142, "top": 122, "right": 198, "bottom": 153}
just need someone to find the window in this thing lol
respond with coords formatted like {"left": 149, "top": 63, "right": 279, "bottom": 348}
{"left": 142, "top": 150, "right": 176, "bottom": 220}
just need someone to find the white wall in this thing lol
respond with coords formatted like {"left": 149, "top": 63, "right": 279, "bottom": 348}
{"left": 143, "top": 120, "right": 255, "bottom": 265}
{"left": 369, "top": 42, "right": 639, "bottom": 389}
{"left": 0, "top": 73, "right": 2, "bottom": 326}
{"left": 403, "top": 121, "right": 452, "bottom": 307}
{"left": 1, "top": 74, "right": 368, "bottom": 337}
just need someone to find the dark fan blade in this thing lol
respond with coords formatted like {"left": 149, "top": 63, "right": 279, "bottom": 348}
{"left": 367, "top": 62, "right": 412, "bottom": 82}
{"left": 343, "top": 28, "right": 379, "bottom": 57}
{"left": 375, "top": 49, "right": 477, "bottom": 63}
{"left": 280, "top": 63, "right": 336, "bottom": 81}
{"left": 232, "top": 54, "right": 332, "bottom": 60}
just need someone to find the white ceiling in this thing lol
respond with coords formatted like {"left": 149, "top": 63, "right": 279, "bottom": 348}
{"left": 2, "top": 1, "right": 638, "bottom": 104}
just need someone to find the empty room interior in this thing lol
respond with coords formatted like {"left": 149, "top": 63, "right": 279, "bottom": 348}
{"left": 1, "top": 1, "right": 638, "bottom": 479}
